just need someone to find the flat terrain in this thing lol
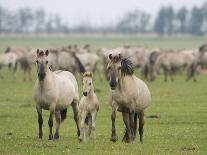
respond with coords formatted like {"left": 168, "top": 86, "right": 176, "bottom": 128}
{"left": 0, "top": 37, "right": 207, "bottom": 155}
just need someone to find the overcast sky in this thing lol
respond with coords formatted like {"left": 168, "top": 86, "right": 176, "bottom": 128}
{"left": 0, "top": 0, "right": 206, "bottom": 26}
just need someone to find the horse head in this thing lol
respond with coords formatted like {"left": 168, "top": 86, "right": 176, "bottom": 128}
{"left": 82, "top": 72, "right": 93, "bottom": 96}
{"left": 36, "top": 49, "right": 49, "bottom": 81}
{"left": 107, "top": 53, "right": 134, "bottom": 90}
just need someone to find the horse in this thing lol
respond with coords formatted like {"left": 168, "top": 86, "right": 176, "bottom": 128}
{"left": 107, "top": 53, "right": 151, "bottom": 143}
{"left": 149, "top": 49, "right": 198, "bottom": 82}
{"left": 33, "top": 49, "right": 80, "bottom": 140}
{"left": 78, "top": 72, "right": 100, "bottom": 142}
{"left": 0, "top": 52, "right": 18, "bottom": 79}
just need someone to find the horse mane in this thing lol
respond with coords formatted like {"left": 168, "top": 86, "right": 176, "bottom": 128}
{"left": 199, "top": 44, "right": 207, "bottom": 53}
{"left": 71, "top": 53, "right": 86, "bottom": 73}
{"left": 149, "top": 51, "right": 159, "bottom": 65}
{"left": 121, "top": 58, "right": 134, "bottom": 76}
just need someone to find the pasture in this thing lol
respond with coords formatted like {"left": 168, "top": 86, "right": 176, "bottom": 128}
{"left": 0, "top": 36, "right": 207, "bottom": 155}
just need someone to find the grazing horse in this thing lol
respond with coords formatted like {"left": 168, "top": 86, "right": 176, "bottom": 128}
{"left": 150, "top": 50, "right": 198, "bottom": 82}
{"left": 107, "top": 53, "right": 151, "bottom": 143}
{"left": 78, "top": 72, "right": 100, "bottom": 142}
{"left": 33, "top": 49, "right": 80, "bottom": 140}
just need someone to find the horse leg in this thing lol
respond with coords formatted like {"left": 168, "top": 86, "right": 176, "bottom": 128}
{"left": 122, "top": 112, "right": 131, "bottom": 143}
{"left": 88, "top": 115, "right": 92, "bottom": 137}
{"left": 23, "top": 69, "right": 26, "bottom": 82}
{"left": 36, "top": 106, "right": 43, "bottom": 139}
{"left": 79, "top": 112, "right": 86, "bottom": 142}
{"left": 54, "top": 110, "right": 61, "bottom": 140}
{"left": 134, "top": 113, "right": 138, "bottom": 139}
{"left": 164, "top": 68, "right": 168, "bottom": 82}
{"left": 48, "top": 112, "right": 54, "bottom": 140}
{"left": 71, "top": 100, "right": 80, "bottom": 137}
{"left": 110, "top": 108, "right": 118, "bottom": 142}
{"left": 91, "top": 111, "right": 97, "bottom": 141}
{"left": 129, "top": 111, "right": 135, "bottom": 142}
{"left": 138, "top": 111, "right": 144, "bottom": 143}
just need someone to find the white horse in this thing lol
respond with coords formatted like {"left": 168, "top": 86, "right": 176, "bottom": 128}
{"left": 33, "top": 49, "right": 80, "bottom": 140}
{"left": 0, "top": 52, "right": 18, "bottom": 79}
{"left": 107, "top": 53, "right": 151, "bottom": 143}
{"left": 79, "top": 72, "right": 100, "bottom": 142}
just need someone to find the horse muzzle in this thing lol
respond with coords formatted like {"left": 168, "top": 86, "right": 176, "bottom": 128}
{"left": 109, "top": 81, "right": 117, "bottom": 90}
{"left": 38, "top": 73, "right": 46, "bottom": 81}
{"left": 83, "top": 92, "right": 87, "bottom": 96}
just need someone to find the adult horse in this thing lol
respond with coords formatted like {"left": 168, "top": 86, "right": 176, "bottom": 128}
{"left": 33, "top": 49, "right": 80, "bottom": 140}
{"left": 107, "top": 53, "right": 151, "bottom": 143}
{"left": 149, "top": 49, "right": 198, "bottom": 82}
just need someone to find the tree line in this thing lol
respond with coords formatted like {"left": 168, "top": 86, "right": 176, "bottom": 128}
{"left": 0, "top": 2, "right": 207, "bottom": 36}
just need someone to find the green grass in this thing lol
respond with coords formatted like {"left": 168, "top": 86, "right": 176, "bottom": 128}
{"left": 0, "top": 37, "right": 207, "bottom": 155}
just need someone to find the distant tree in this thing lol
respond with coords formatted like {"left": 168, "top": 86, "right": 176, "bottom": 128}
{"left": 188, "top": 6, "right": 204, "bottom": 35}
{"left": 165, "top": 6, "right": 175, "bottom": 35}
{"left": 34, "top": 9, "right": 46, "bottom": 32}
{"left": 154, "top": 7, "right": 166, "bottom": 35}
{"left": 116, "top": 9, "right": 150, "bottom": 33}
{"left": 177, "top": 7, "right": 188, "bottom": 33}
{"left": 17, "top": 8, "right": 34, "bottom": 33}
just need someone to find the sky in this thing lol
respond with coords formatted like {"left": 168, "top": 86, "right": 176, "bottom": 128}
{"left": 0, "top": 0, "right": 206, "bottom": 27}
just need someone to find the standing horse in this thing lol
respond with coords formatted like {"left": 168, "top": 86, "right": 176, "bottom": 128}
{"left": 107, "top": 53, "right": 151, "bottom": 143}
{"left": 78, "top": 72, "right": 100, "bottom": 142}
{"left": 33, "top": 49, "right": 80, "bottom": 140}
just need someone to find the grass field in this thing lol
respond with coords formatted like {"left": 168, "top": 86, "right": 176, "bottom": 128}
{"left": 0, "top": 36, "right": 207, "bottom": 155}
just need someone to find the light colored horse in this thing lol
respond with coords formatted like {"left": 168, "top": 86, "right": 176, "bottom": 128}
{"left": 78, "top": 72, "right": 100, "bottom": 142}
{"left": 33, "top": 49, "right": 80, "bottom": 140}
{"left": 107, "top": 53, "right": 151, "bottom": 143}
{"left": 0, "top": 52, "right": 18, "bottom": 79}
{"left": 151, "top": 49, "right": 198, "bottom": 82}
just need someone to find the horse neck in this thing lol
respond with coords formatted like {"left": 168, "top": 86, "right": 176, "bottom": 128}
{"left": 87, "top": 86, "right": 95, "bottom": 99}
{"left": 117, "top": 75, "right": 131, "bottom": 92}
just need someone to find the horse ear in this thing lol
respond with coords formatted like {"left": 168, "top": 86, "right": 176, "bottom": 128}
{"left": 45, "top": 50, "right": 49, "bottom": 56}
{"left": 37, "top": 49, "right": 39, "bottom": 55}
{"left": 109, "top": 54, "right": 112, "bottom": 59}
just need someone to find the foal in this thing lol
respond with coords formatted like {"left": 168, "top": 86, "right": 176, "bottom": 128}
{"left": 79, "top": 72, "right": 100, "bottom": 142}
{"left": 33, "top": 49, "right": 80, "bottom": 140}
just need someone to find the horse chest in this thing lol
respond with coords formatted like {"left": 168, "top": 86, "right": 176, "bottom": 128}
{"left": 112, "top": 91, "right": 129, "bottom": 106}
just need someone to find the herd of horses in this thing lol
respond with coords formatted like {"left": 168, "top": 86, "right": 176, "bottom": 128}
{"left": 33, "top": 49, "right": 150, "bottom": 143}
{"left": 1, "top": 43, "right": 207, "bottom": 143}
{"left": 1, "top": 44, "right": 207, "bottom": 82}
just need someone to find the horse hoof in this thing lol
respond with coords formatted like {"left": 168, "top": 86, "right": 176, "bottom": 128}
{"left": 77, "top": 130, "right": 80, "bottom": 137}
{"left": 48, "top": 134, "right": 53, "bottom": 140}
{"left": 54, "top": 134, "right": 59, "bottom": 140}
{"left": 110, "top": 136, "right": 118, "bottom": 142}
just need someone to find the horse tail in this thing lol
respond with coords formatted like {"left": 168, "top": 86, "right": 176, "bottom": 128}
{"left": 72, "top": 53, "right": 86, "bottom": 73}
{"left": 60, "top": 108, "right": 67, "bottom": 122}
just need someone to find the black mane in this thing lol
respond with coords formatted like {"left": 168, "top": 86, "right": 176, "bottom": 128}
{"left": 121, "top": 58, "right": 134, "bottom": 76}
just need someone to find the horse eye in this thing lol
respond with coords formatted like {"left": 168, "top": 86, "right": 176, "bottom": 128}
{"left": 89, "top": 82, "right": 91, "bottom": 85}
{"left": 46, "top": 61, "right": 48, "bottom": 64}
{"left": 108, "top": 67, "right": 111, "bottom": 70}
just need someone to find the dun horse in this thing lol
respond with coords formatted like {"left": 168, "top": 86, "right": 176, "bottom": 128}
{"left": 33, "top": 49, "right": 80, "bottom": 140}
{"left": 79, "top": 72, "right": 100, "bottom": 142}
{"left": 107, "top": 53, "right": 151, "bottom": 143}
